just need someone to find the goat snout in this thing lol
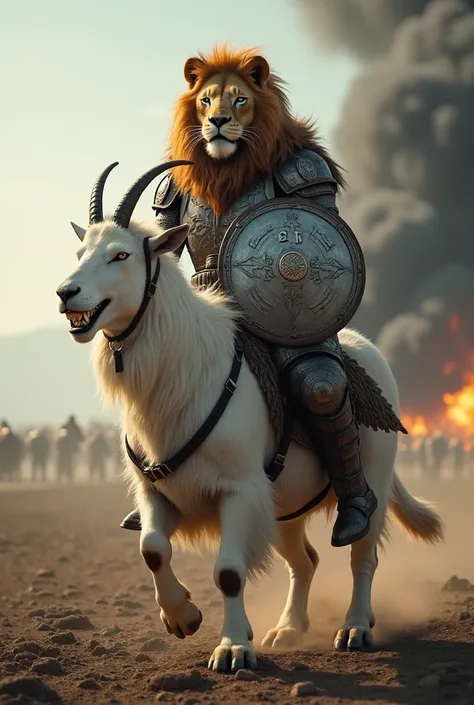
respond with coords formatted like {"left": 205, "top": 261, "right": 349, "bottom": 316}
{"left": 56, "top": 285, "right": 81, "bottom": 305}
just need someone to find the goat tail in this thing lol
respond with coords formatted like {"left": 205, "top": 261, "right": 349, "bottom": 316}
{"left": 388, "top": 472, "right": 444, "bottom": 544}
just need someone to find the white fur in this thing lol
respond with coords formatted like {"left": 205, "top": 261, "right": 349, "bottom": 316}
{"left": 57, "top": 218, "right": 444, "bottom": 670}
{"left": 205, "top": 138, "right": 237, "bottom": 160}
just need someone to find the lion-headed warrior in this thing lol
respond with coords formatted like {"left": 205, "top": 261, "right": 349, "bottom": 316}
{"left": 169, "top": 44, "right": 345, "bottom": 215}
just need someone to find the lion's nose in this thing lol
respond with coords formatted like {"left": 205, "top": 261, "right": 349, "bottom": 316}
{"left": 209, "top": 116, "right": 231, "bottom": 129}
{"left": 56, "top": 285, "right": 81, "bottom": 304}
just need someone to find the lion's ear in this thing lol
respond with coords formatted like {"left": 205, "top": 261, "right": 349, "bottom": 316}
{"left": 247, "top": 56, "right": 270, "bottom": 88}
{"left": 184, "top": 57, "right": 205, "bottom": 88}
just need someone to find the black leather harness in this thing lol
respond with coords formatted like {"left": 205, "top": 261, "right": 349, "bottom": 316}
{"left": 115, "top": 238, "right": 331, "bottom": 522}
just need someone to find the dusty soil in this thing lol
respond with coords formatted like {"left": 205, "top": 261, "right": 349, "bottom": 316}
{"left": 1, "top": 475, "right": 474, "bottom": 705}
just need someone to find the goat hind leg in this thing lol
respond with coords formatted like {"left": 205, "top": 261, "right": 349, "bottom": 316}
{"left": 209, "top": 486, "right": 275, "bottom": 673}
{"left": 334, "top": 532, "right": 378, "bottom": 651}
{"left": 138, "top": 486, "right": 202, "bottom": 639}
{"left": 262, "top": 517, "right": 318, "bottom": 650}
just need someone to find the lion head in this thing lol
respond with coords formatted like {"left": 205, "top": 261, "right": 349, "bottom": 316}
{"left": 169, "top": 44, "right": 345, "bottom": 216}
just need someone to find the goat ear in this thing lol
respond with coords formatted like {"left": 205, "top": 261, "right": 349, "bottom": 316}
{"left": 70, "top": 221, "right": 87, "bottom": 241}
{"left": 148, "top": 224, "right": 189, "bottom": 259}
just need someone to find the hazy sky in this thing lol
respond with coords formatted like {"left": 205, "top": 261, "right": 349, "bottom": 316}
{"left": 1, "top": 0, "right": 358, "bottom": 337}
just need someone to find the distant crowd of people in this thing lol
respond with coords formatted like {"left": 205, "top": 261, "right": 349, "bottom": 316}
{"left": 0, "top": 416, "right": 122, "bottom": 483}
{"left": 0, "top": 417, "right": 471, "bottom": 484}
{"left": 398, "top": 431, "right": 474, "bottom": 479}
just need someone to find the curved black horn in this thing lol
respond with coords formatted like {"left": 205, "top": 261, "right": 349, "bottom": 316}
{"left": 89, "top": 162, "right": 119, "bottom": 225}
{"left": 113, "top": 160, "right": 194, "bottom": 229}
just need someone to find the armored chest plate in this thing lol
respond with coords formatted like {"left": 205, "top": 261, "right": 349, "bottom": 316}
{"left": 182, "top": 179, "right": 269, "bottom": 271}
{"left": 218, "top": 197, "right": 366, "bottom": 347}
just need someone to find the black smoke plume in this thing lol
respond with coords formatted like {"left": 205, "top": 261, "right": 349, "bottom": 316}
{"left": 293, "top": 0, "right": 474, "bottom": 418}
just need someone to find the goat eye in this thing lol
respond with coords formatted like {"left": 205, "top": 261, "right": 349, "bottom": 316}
{"left": 111, "top": 252, "right": 130, "bottom": 262}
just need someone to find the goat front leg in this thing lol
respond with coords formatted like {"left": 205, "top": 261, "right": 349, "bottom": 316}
{"left": 138, "top": 484, "right": 202, "bottom": 639}
{"left": 209, "top": 485, "right": 275, "bottom": 673}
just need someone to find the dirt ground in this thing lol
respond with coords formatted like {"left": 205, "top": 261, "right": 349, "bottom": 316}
{"left": 1, "top": 474, "right": 474, "bottom": 705}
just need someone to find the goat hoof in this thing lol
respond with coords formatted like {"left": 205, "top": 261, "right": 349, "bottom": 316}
{"left": 208, "top": 641, "right": 257, "bottom": 673}
{"left": 334, "top": 625, "right": 374, "bottom": 651}
{"left": 261, "top": 626, "right": 303, "bottom": 650}
{"left": 187, "top": 610, "right": 203, "bottom": 635}
{"left": 160, "top": 601, "right": 202, "bottom": 639}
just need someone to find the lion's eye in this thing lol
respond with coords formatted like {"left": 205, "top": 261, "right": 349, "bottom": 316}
{"left": 110, "top": 252, "right": 130, "bottom": 263}
{"left": 234, "top": 97, "right": 248, "bottom": 106}
{"left": 201, "top": 97, "right": 211, "bottom": 106}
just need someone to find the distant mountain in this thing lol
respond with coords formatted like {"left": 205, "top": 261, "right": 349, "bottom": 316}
{"left": 0, "top": 327, "right": 118, "bottom": 427}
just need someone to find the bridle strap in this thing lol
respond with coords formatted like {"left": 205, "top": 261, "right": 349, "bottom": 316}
{"left": 104, "top": 237, "right": 160, "bottom": 373}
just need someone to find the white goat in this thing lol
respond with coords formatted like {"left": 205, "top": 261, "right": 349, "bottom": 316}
{"left": 57, "top": 162, "right": 443, "bottom": 673}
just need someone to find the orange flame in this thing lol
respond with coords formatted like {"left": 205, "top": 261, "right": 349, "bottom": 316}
{"left": 401, "top": 415, "right": 429, "bottom": 437}
{"left": 401, "top": 314, "right": 474, "bottom": 441}
{"left": 403, "top": 357, "right": 474, "bottom": 440}
{"left": 443, "top": 370, "right": 474, "bottom": 435}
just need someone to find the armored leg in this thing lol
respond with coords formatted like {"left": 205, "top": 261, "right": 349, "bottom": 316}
{"left": 273, "top": 340, "right": 377, "bottom": 548}
{"left": 121, "top": 508, "right": 142, "bottom": 531}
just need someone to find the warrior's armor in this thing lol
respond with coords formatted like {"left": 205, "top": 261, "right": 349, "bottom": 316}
{"left": 122, "top": 148, "right": 377, "bottom": 547}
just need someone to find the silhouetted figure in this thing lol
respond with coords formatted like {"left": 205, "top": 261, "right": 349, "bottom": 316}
{"left": 27, "top": 428, "right": 51, "bottom": 481}
{"left": 449, "top": 437, "right": 465, "bottom": 478}
{"left": 62, "top": 415, "right": 85, "bottom": 448}
{"left": 0, "top": 421, "right": 24, "bottom": 481}
{"left": 86, "top": 429, "right": 110, "bottom": 482}
{"left": 55, "top": 415, "right": 85, "bottom": 481}
{"left": 427, "top": 431, "right": 449, "bottom": 478}
{"left": 412, "top": 437, "right": 428, "bottom": 477}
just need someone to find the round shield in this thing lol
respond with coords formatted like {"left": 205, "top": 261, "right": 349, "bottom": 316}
{"left": 218, "top": 197, "right": 366, "bottom": 347}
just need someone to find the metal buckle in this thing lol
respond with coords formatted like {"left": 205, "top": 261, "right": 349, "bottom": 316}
{"left": 225, "top": 378, "right": 237, "bottom": 394}
{"left": 108, "top": 341, "right": 123, "bottom": 353}
{"left": 142, "top": 463, "right": 170, "bottom": 482}
{"left": 147, "top": 281, "right": 158, "bottom": 298}
{"left": 274, "top": 453, "right": 286, "bottom": 468}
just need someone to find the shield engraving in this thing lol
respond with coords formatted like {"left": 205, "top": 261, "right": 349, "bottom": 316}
{"left": 218, "top": 198, "right": 366, "bottom": 347}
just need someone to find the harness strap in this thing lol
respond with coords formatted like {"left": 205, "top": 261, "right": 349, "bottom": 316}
{"left": 265, "top": 406, "right": 294, "bottom": 483}
{"left": 125, "top": 339, "right": 244, "bottom": 482}
{"left": 124, "top": 340, "right": 331, "bottom": 523}
{"left": 276, "top": 481, "right": 331, "bottom": 522}
{"left": 267, "top": 408, "right": 332, "bottom": 522}
{"left": 104, "top": 237, "right": 160, "bottom": 373}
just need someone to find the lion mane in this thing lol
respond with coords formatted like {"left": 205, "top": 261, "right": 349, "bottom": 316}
{"left": 168, "top": 44, "right": 346, "bottom": 216}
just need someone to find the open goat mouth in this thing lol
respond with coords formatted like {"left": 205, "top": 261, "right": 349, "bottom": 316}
{"left": 65, "top": 299, "right": 111, "bottom": 335}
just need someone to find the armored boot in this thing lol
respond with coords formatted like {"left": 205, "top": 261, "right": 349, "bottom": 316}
{"left": 120, "top": 509, "right": 141, "bottom": 531}
{"left": 309, "top": 390, "right": 377, "bottom": 547}
{"left": 278, "top": 347, "right": 377, "bottom": 548}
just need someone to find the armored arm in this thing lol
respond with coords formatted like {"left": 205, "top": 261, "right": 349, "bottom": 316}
{"left": 152, "top": 172, "right": 187, "bottom": 259}
{"left": 273, "top": 148, "right": 340, "bottom": 214}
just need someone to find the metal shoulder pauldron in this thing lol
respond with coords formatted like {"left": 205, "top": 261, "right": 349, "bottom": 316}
{"left": 152, "top": 172, "right": 180, "bottom": 211}
{"left": 274, "top": 148, "right": 338, "bottom": 196}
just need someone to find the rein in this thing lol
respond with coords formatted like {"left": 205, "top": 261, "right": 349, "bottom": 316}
{"left": 104, "top": 236, "right": 160, "bottom": 373}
